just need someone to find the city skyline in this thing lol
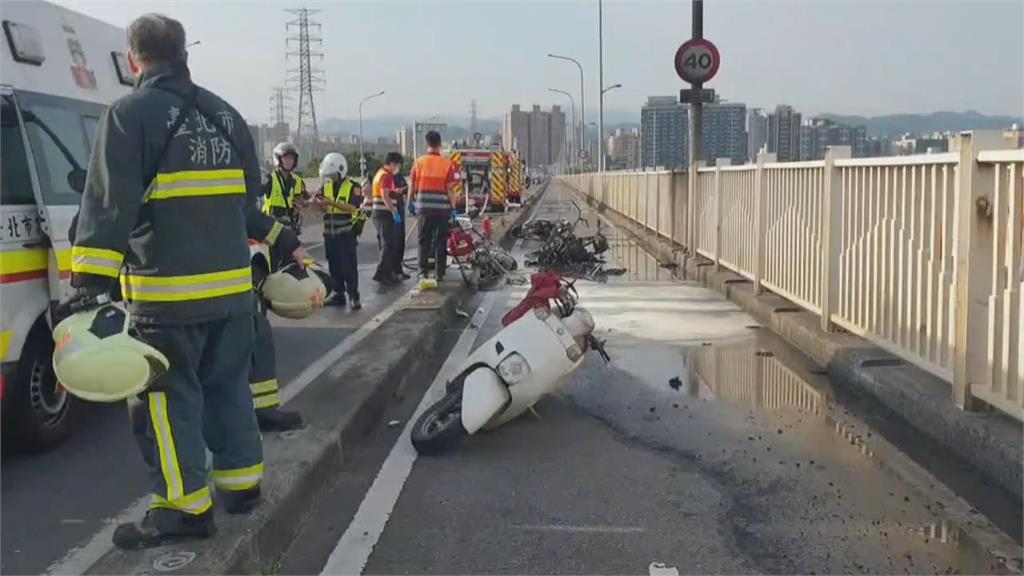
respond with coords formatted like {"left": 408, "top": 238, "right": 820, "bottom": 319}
{"left": 54, "top": 0, "right": 1024, "bottom": 128}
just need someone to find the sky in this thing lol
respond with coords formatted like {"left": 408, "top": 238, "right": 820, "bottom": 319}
{"left": 50, "top": 0, "right": 1024, "bottom": 127}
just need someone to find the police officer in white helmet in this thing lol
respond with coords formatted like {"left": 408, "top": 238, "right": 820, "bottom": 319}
{"left": 314, "top": 153, "right": 364, "bottom": 309}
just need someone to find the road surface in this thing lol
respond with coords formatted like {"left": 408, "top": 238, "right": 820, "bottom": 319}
{"left": 0, "top": 217, "right": 415, "bottom": 576}
{"left": 281, "top": 182, "right": 1014, "bottom": 575}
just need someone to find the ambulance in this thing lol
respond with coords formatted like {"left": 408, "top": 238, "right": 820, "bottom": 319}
{"left": 0, "top": 1, "right": 134, "bottom": 451}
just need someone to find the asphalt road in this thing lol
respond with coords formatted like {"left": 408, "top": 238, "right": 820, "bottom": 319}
{"left": 0, "top": 217, "right": 415, "bottom": 576}
{"left": 281, "top": 182, "right": 1017, "bottom": 575}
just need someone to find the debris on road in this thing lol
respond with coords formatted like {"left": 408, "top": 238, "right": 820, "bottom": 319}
{"left": 668, "top": 376, "right": 682, "bottom": 391}
{"left": 515, "top": 201, "right": 626, "bottom": 282}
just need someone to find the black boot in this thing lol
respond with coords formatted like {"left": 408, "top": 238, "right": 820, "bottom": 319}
{"left": 112, "top": 508, "right": 215, "bottom": 550}
{"left": 325, "top": 294, "right": 346, "bottom": 307}
{"left": 219, "top": 486, "right": 261, "bottom": 515}
{"left": 256, "top": 407, "right": 304, "bottom": 432}
{"left": 349, "top": 293, "right": 362, "bottom": 310}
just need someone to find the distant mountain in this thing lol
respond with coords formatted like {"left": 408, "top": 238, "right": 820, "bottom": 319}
{"left": 818, "top": 111, "right": 1022, "bottom": 138}
{"left": 319, "top": 116, "right": 502, "bottom": 140}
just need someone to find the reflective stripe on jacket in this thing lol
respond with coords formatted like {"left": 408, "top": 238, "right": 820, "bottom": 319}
{"left": 71, "top": 63, "right": 280, "bottom": 323}
{"left": 411, "top": 153, "right": 454, "bottom": 215}
{"left": 264, "top": 171, "right": 303, "bottom": 213}
{"left": 323, "top": 178, "right": 357, "bottom": 236}
{"left": 371, "top": 168, "right": 396, "bottom": 213}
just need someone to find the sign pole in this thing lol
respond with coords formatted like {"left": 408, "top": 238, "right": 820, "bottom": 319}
{"left": 689, "top": 0, "right": 703, "bottom": 171}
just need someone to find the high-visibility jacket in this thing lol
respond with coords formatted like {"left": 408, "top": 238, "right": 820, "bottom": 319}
{"left": 322, "top": 177, "right": 359, "bottom": 236}
{"left": 371, "top": 167, "right": 397, "bottom": 214}
{"left": 264, "top": 170, "right": 303, "bottom": 216}
{"left": 411, "top": 151, "right": 456, "bottom": 216}
{"left": 71, "top": 63, "right": 285, "bottom": 323}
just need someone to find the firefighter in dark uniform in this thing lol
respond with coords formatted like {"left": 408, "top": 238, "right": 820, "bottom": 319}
{"left": 63, "top": 14, "right": 306, "bottom": 549}
{"left": 314, "top": 152, "right": 363, "bottom": 309}
{"left": 263, "top": 142, "right": 308, "bottom": 233}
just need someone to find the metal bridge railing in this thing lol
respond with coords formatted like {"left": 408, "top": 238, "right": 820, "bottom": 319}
{"left": 558, "top": 133, "right": 1024, "bottom": 422}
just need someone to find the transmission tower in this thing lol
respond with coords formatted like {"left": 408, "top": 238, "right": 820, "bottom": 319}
{"left": 468, "top": 99, "right": 479, "bottom": 134}
{"left": 285, "top": 8, "right": 324, "bottom": 156}
{"left": 269, "top": 86, "right": 291, "bottom": 128}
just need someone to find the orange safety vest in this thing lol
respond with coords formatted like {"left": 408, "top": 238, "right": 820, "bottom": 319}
{"left": 412, "top": 152, "right": 454, "bottom": 216}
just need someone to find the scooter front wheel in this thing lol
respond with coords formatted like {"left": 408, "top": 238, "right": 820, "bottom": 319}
{"left": 411, "top": 391, "right": 467, "bottom": 455}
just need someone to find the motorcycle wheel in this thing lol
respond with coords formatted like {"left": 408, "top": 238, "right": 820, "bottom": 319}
{"left": 411, "top": 390, "right": 467, "bottom": 455}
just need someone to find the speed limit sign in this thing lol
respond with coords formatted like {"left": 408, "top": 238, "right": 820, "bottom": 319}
{"left": 674, "top": 38, "right": 720, "bottom": 84}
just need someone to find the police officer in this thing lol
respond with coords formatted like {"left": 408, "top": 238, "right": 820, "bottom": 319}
{"left": 315, "top": 152, "right": 363, "bottom": 309}
{"left": 263, "top": 142, "right": 308, "bottom": 232}
{"left": 65, "top": 14, "right": 306, "bottom": 549}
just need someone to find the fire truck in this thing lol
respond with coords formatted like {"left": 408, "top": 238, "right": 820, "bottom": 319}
{"left": 447, "top": 147, "right": 525, "bottom": 212}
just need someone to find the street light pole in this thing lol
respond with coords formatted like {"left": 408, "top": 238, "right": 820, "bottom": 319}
{"left": 548, "top": 53, "right": 584, "bottom": 171}
{"left": 600, "top": 83, "right": 622, "bottom": 172}
{"left": 412, "top": 115, "right": 440, "bottom": 161}
{"left": 549, "top": 88, "right": 577, "bottom": 174}
{"left": 598, "top": 0, "right": 604, "bottom": 172}
{"left": 358, "top": 90, "right": 385, "bottom": 179}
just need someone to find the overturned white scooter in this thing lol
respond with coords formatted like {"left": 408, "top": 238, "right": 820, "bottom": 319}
{"left": 411, "top": 272, "right": 609, "bottom": 455}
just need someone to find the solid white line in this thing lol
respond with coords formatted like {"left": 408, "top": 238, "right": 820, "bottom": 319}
{"left": 279, "top": 288, "right": 413, "bottom": 405}
{"left": 319, "top": 291, "right": 500, "bottom": 576}
{"left": 46, "top": 286, "right": 416, "bottom": 576}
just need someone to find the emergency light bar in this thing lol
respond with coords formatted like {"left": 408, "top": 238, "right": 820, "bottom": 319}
{"left": 3, "top": 20, "right": 45, "bottom": 66}
{"left": 111, "top": 51, "right": 134, "bottom": 86}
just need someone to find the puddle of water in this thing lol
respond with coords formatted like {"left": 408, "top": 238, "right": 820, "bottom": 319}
{"left": 565, "top": 329, "right": 1019, "bottom": 575}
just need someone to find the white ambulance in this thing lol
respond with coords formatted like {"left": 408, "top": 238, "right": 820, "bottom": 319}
{"left": 0, "top": 1, "right": 134, "bottom": 451}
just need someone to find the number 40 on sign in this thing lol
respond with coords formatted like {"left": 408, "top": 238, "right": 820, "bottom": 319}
{"left": 674, "top": 38, "right": 720, "bottom": 85}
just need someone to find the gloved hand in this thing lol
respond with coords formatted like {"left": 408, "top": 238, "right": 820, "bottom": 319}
{"left": 449, "top": 209, "right": 459, "bottom": 220}
{"left": 408, "top": 201, "right": 417, "bottom": 216}
{"left": 54, "top": 285, "right": 112, "bottom": 325}
{"left": 393, "top": 210, "right": 403, "bottom": 224}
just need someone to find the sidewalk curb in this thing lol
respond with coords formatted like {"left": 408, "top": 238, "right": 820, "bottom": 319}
{"left": 571, "top": 186, "right": 1023, "bottom": 503}
{"left": 84, "top": 183, "right": 549, "bottom": 575}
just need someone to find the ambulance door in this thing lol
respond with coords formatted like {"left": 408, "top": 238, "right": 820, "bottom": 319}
{"left": 13, "top": 90, "right": 104, "bottom": 306}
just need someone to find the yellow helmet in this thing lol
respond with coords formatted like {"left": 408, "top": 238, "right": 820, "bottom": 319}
{"left": 52, "top": 305, "right": 169, "bottom": 402}
{"left": 260, "top": 263, "right": 330, "bottom": 319}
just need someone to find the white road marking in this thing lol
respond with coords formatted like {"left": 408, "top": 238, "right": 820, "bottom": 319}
{"left": 511, "top": 524, "right": 646, "bottom": 534}
{"left": 319, "top": 189, "right": 548, "bottom": 575}
{"left": 319, "top": 291, "right": 500, "bottom": 576}
{"left": 46, "top": 283, "right": 417, "bottom": 576}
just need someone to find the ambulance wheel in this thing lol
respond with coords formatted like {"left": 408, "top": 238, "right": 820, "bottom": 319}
{"left": 3, "top": 321, "right": 74, "bottom": 453}
{"left": 411, "top": 390, "right": 466, "bottom": 455}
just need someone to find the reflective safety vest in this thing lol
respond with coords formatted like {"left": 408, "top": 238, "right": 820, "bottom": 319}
{"left": 265, "top": 171, "right": 303, "bottom": 215}
{"left": 323, "top": 177, "right": 357, "bottom": 236}
{"left": 411, "top": 153, "right": 454, "bottom": 216}
{"left": 371, "top": 167, "right": 396, "bottom": 213}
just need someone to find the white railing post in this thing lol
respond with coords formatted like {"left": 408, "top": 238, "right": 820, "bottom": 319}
{"left": 714, "top": 159, "right": 727, "bottom": 269}
{"left": 688, "top": 166, "right": 698, "bottom": 260}
{"left": 821, "top": 146, "right": 852, "bottom": 332}
{"left": 952, "top": 132, "right": 1001, "bottom": 409}
{"left": 754, "top": 152, "right": 775, "bottom": 293}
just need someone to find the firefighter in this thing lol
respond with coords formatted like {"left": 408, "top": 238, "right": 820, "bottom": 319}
{"left": 371, "top": 152, "right": 405, "bottom": 288}
{"left": 315, "top": 152, "right": 364, "bottom": 309}
{"left": 410, "top": 131, "right": 458, "bottom": 280}
{"left": 62, "top": 14, "right": 306, "bottom": 549}
{"left": 263, "top": 142, "right": 308, "bottom": 233}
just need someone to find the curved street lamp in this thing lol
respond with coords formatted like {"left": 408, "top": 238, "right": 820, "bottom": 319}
{"left": 549, "top": 88, "right": 577, "bottom": 173}
{"left": 548, "top": 53, "right": 585, "bottom": 168}
{"left": 359, "top": 90, "right": 386, "bottom": 178}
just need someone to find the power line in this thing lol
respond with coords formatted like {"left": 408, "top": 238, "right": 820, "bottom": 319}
{"left": 285, "top": 7, "right": 324, "bottom": 156}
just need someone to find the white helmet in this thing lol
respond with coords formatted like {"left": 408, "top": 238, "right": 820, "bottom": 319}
{"left": 52, "top": 304, "right": 169, "bottom": 402}
{"left": 260, "top": 263, "right": 331, "bottom": 319}
{"left": 319, "top": 152, "right": 348, "bottom": 179}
